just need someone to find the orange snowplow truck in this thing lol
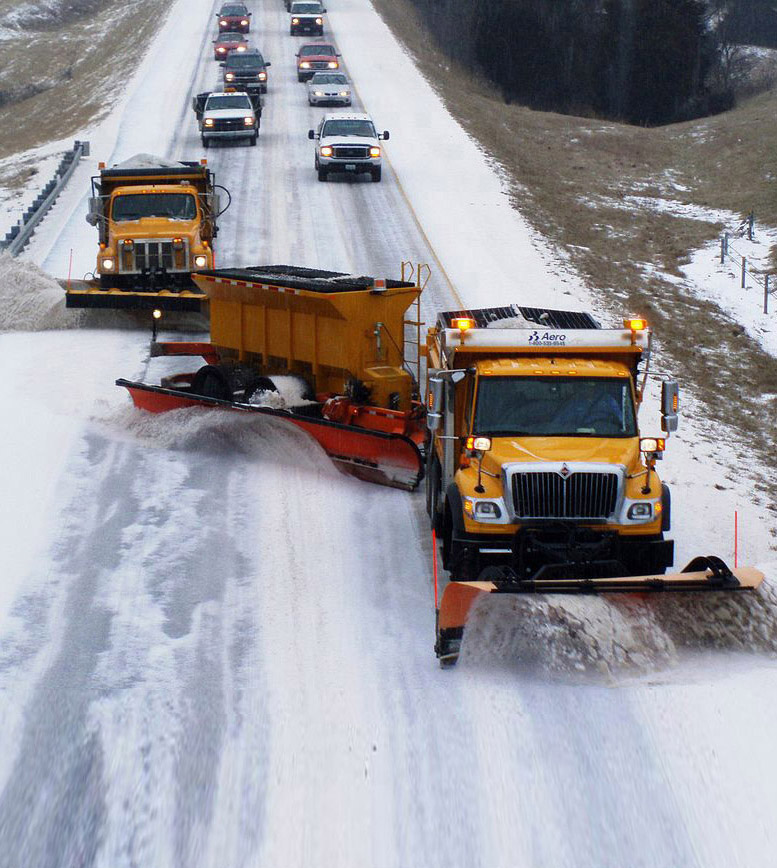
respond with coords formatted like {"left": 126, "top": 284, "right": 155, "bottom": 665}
{"left": 67, "top": 156, "right": 226, "bottom": 312}
{"left": 426, "top": 306, "right": 764, "bottom": 664}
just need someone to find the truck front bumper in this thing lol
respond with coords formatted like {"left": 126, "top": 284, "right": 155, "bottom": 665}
{"left": 320, "top": 160, "right": 379, "bottom": 175}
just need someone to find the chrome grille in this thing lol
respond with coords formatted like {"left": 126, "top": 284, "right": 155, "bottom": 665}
{"left": 211, "top": 118, "right": 248, "bottom": 131}
{"left": 511, "top": 471, "right": 619, "bottom": 520}
{"left": 310, "top": 61, "right": 330, "bottom": 69}
{"left": 333, "top": 145, "right": 368, "bottom": 159}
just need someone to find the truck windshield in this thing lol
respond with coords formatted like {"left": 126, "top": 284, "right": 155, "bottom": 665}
{"left": 228, "top": 54, "right": 263, "bottom": 67}
{"left": 112, "top": 193, "right": 197, "bottom": 221}
{"left": 473, "top": 376, "right": 637, "bottom": 438}
{"left": 292, "top": 3, "right": 323, "bottom": 11}
{"left": 300, "top": 44, "right": 335, "bottom": 56}
{"left": 322, "top": 120, "right": 375, "bottom": 137}
{"left": 206, "top": 95, "right": 251, "bottom": 109}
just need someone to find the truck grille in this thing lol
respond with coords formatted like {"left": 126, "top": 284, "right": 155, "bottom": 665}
{"left": 511, "top": 470, "right": 619, "bottom": 520}
{"left": 333, "top": 146, "right": 368, "bottom": 160}
{"left": 309, "top": 61, "right": 330, "bottom": 69}
{"left": 211, "top": 118, "right": 248, "bottom": 131}
{"left": 121, "top": 240, "right": 189, "bottom": 274}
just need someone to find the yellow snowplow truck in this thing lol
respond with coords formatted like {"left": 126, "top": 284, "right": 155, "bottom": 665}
{"left": 66, "top": 155, "right": 228, "bottom": 312}
{"left": 425, "top": 306, "right": 765, "bottom": 664}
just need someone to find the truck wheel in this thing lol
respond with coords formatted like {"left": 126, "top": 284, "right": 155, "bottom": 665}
{"left": 298, "top": 73, "right": 305, "bottom": 82}
{"left": 250, "top": 133, "right": 257, "bottom": 146}
{"left": 441, "top": 505, "right": 476, "bottom": 580}
{"left": 190, "top": 365, "right": 232, "bottom": 401}
{"left": 371, "top": 167, "right": 382, "bottom": 183}
{"left": 243, "top": 376, "right": 278, "bottom": 403}
{"left": 202, "top": 137, "right": 210, "bottom": 149}
{"left": 318, "top": 166, "right": 328, "bottom": 182}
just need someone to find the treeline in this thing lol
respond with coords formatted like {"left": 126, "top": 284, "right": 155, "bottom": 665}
{"left": 407, "top": 0, "right": 771, "bottom": 125}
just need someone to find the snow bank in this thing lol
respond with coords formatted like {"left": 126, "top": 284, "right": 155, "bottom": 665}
{"left": 0, "top": 253, "right": 80, "bottom": 331}
{"left": 460, "top": 567, "right": 777, "bottom": 676}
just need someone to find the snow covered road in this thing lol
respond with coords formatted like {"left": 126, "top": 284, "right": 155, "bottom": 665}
{"left": 2, "top": 0, "right": 777, "bottom": 866}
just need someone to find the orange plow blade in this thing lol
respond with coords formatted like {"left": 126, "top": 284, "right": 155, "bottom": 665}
{"left": 435, "top": 557, "right": 765, "bottom": 666}
{"left": 117, "top": 379, "right": 424, "bottom": 491}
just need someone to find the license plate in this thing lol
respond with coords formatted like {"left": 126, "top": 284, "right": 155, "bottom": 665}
{"left": 345, "top": 163, "right": 356, "bottom": 171}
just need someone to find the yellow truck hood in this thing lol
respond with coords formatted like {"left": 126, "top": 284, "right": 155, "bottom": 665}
{"left": 482, "top": 436, "right": 642, "bottom": 475}
{"left": 109, "top": 218, "right": 200, "bottom": 237}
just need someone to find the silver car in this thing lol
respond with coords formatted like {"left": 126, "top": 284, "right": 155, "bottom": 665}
{"left": 307, "top": 71, "right": 352, "bottom": 106}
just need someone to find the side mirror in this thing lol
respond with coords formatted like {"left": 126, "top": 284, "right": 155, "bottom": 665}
{"left": 381, "top": 131, "right": 390, "bottom": 140}
{"left": 220, "top": 62, "right": 226, "bottom": 67}
{"left": 308, "top": 129, "right": 316, "bottom": 139}
{"left": 661, "top": 380, "right": 679, "bottom": 433}
{"left": 265, "top": 61, "right": 271, "bottom": 67}
{"left": 86, "top": 197, "right": 102, "bottom": 226}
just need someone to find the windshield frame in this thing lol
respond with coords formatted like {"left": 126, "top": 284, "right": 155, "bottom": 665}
{"left": 472, "top": 375, "right": 638, "bottom": 439}
{"left": 110, "top": 192, "right": 198, "bottom": 222}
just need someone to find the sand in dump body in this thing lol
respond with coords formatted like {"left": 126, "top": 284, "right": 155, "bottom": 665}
{"left": 459, "top": 573, "right": 777, "bottom": 676}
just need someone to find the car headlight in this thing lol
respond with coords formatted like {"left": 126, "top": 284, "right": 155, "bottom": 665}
{"left": 225, "top": 72, "right": 234, "bottom": 81}
{"left": 101, "top": 257, "right": 115, "bottom": 271}
{"left": 204, "top": 118, "right": 215, "bottom": 127}
{"left": 220, "top": 19, "right": 227, "bottom": 25}
{"left": 315, "top": 17, "right": 322, "bottom": 23}
{"left": 339, "top": 90, "right": 348, "bottom": 96}
{"left": 217, "top": 47, "right": 226, "bottom": 52}
{"left": 244, "top": 116, "right": 254, "bottom": 126}
{"left": 236, "top": 45, "right": 245, "bottom": 51}
{"left": 194, "top": 254, "right": 208, "bottom": 268}
{"left": 300, "top": 61, "right": 311, "bottom": 68}
{"left": 369, "top": 146, "right": 381, "bottom": 158}
{"left": 241, "top": 19, "right": 248, "bottom": 25}
{"left": 327, "top": 61, "right": 338, "bottom": 68}
{"left": 258, "top": 71, "right": 267, "bottom": 80}
{"left": 313, "top": 90, "right": 324, "bottom": 96}
{"left": 292, "top": 17, "right": 299, "bottom": 23}
{"left": 320, "top": 146, "right": 333, "bottom": 157}
{"left": 627, "top": 503, "right": 653, "bottom": 520}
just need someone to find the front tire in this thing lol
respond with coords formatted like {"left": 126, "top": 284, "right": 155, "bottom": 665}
{"left": 202, "top": 137, "right": 210, "bottom": 149}
{"left": 371, "top": 167, "right": 382, "bottom": 182}
{"left": 318, "top": 166, "right": 328, "bottom": 182}
{"left": 250, "top": 133, "right": 257, "bottom": 146}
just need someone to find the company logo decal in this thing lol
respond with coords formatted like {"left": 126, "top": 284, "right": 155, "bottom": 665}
{"left": 528, "top": 330, "right": 568, "bottom": 345}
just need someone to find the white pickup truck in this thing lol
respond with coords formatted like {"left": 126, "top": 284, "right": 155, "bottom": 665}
{"left": 308, "top": 112, "right": 389, "bottom": 182}
{"left": 192, "top": 90, "right": 262, "bottom": 148}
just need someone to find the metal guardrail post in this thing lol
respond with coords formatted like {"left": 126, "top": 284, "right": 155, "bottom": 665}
{"left": 765, "top": 275, "right": 769, "bottom": 315}
{"left": 0, "top": 140, "right": 90, "bottom": 257}
{"left": 741, "top": 256, "right": 747, "bottom": 288}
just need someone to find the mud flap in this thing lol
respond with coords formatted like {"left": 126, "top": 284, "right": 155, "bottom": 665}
{"left": 117, "top": 379, "right": 424, "bottom": 491}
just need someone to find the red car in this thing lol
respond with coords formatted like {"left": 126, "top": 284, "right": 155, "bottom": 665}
{"left": 216, "top": 3, "right": 251, "bottom": 33}
{"left": 213, "top": 31, "right": 249, "bottom": 60}
{"left": 296, "top": 42, "right": 340, "bottom": 82}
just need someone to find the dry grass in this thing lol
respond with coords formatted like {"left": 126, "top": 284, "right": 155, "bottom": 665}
{"left": 371, "top": 0, "right": 777, "bottom": 507}
{"left": 0, "top": 0, "right": 174, "bottom": 159}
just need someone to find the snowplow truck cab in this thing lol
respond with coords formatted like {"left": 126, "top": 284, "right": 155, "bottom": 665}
{"left": 426, "top": 306, "right": 680, "bottom": 583}
{"left": 71, "top": 156, "right": 223, "bottom": 311}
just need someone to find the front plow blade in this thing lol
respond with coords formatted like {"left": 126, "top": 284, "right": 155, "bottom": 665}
{"left": 436, "top": 557, "right": 766, "bottom": 665}
{"left": 117, "top": 379, "right": 423, "bottom": 491}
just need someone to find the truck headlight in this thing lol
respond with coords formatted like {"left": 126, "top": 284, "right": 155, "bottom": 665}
{"left": 315, "top": 17, "right": 323, "bottom": 23}
{"left": 194, "top": 254, "right": 208, "bottom": 268}
{"left": 627, "top": 503, "right": 653, "bottom": 520}
{"left": 220, "top": 19, "right": 227, "bottom": 26}
{"left": 204, "top": 118, "right": 215, "bottom": 127}
{"left": 327, "top": 61, "right": 338, "bottom": 68}
{"left": 101, "top": 257, "right": 115, "bottom": 271}
{"left": 258, "top": 71, "right": 267, "bottom": 80}
{"left": 320, "top": 146, "right": 333, "bottom": 157}
{"left": 244, "top": 116, "right": 254, "bottom": 126}
{"left": 241, "top": 18, "right": 248, "bottom": 25}
{"left": 236, "top": 45, "right": 246, "bottom": 51}
{"left": 292, "top": 17, "right": 299, "bottom": 23}
{"left": 300, "top": 61, "right": 311, "bottom": 69}
{"left": 474, "top": 501, "right": 502, "bottom": 519}
{"left": 369, "top": 146, "right": 381, "bottom": 158}
{"left": 225, "top": 72, "right": 235, "bottom": 81}
{"left": 217, "top": 47, "right": 226, "bottom": 53}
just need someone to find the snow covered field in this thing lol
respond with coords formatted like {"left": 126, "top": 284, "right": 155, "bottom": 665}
{"left": 1, "top": 0, "right": 777, "bottom": 866}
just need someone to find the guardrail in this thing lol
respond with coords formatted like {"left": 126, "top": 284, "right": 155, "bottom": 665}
{"left": 0, "top": 140, "right": 90, "bottom": 257}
